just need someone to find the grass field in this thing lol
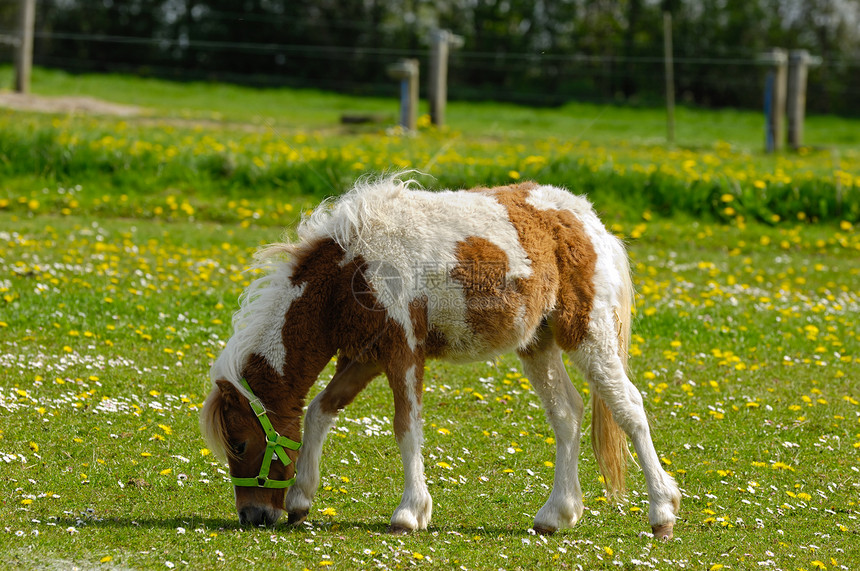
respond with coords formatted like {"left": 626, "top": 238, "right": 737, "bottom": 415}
{"left": 1, "top": 67, "right": 859, "bottom": 226}
{"left": 1, "top": 69, "right": 859, "bottom": 569}
{"left": 5, "top": 68, "right": 860, "bottom": 149}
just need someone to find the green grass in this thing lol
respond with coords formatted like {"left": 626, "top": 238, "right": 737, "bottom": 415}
{"left": 1, "top": 111, "right": 858, "bottom": 226}
{"left": 1, "top": 209, "right": 858, "bottom": 570}
{"left": 2, "top": 68, "right": 859, "bottom": 227}
{"left": 4, "top": 66, "right": 860, "bottom": 149}
{"left": 1, "top": 69, "right": 859, "bottom": 569}
{"left": 1, "top": 66, "right": 397, "bottom": 129}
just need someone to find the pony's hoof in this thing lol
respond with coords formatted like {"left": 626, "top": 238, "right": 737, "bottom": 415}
{"left": 651, "top": 523, "right": 674, "bottom": 541}
{"left": 532, "top": 524, "right": 557, "bottom": 536}
{"left": 287, "top": 509, "right": 309, "bottom": 526}
{"left": 387, "top": 524, "right": 413, "bottom": 535}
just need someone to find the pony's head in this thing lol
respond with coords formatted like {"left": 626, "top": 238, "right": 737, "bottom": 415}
{"left": 201, "top": 379, "right": 299, "bottom": 526}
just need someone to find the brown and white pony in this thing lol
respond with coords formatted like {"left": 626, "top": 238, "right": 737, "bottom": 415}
{"left": 200, "top": 175, "right": 681, "bottom": 538}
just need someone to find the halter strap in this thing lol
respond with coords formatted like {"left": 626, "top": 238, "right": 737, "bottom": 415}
{"left": 229, "top": 378, "right": 302, "bottom": 489}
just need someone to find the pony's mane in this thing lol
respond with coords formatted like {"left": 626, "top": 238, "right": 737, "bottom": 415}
{"left": 209, "top": 173, "right": 420, "bottom": 401}
{"left": 209, "top": 257, "right": 301, "bottom": 401}
{"left": 200, "top": 385, "right": 232, "bottom": 462}
{"left": 291, "top": 171, "right": 423, "bottom": 258}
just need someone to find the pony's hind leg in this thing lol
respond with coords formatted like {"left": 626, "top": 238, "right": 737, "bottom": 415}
{"left": 571, "top": 326, "right": 681, "bottom": 539}
{"left": 386, "top": 360, "right": 432, "bottom": 534}
{"left": 285, "top": 357, "right": 382, "bottom": 525}
{"left": 518, "top": 327, "right": 586, "bottom": 535}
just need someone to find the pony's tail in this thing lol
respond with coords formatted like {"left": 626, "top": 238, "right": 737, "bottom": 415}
{"left": 591, "top": 237, "right": 633, "bottom": 499}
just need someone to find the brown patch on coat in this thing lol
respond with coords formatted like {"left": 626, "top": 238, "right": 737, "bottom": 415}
{"left": 208, "top": 377, "right": 290, "bottom": 515}
{"left": 474, "top": 183, "right": 598, "bottom": 352}
{"left": 467, "top": 181, "right": 541, "bottom": 196}
{"left": 239, "top": 353, "right": 305, "bottom": 455}
{"left": 449, "top": 236, "right": 523, "bottom": 350}
{"left": 329, "top": 253, "right": 412, "bottom": 364}
{"left": 385, "top": 356, "right": 424, "bottom": 440}
{"left": 548, "top": 208, "right": 597, "bottom": 350}
{"left": 281, "top": 239, "right": 411, "bottom": 365}
{"left": 409, "top": 297, "right": 448, "bottom": 358}
{"left": 287, "top": 240, "right": 425, "bottom": 441}
{"left": 294, "top": 243, "right": 425, "bottom": 441}
{"left": 223, "top": 238, "right": 390, "bottom": 454}
{"left": 210, "top": 234, "right": 428, "bottom": 521}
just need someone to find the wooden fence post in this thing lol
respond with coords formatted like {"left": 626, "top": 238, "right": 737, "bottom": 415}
{"left": 429, "top": 29, "right": 464, "bottom": 127}
{"left": 387, "top": 59, "right": 419, "bottom": 131}
{"left": 786, "top": 50, "right": 810, "bottom": 150}
{"left": 14, "top": 0, "right": 36, "bottom": 94}
{"left": 761, "top": 48, "right": 787, "bottom": 153}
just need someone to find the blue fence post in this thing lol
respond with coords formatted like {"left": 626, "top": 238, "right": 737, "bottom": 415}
{"left": 387, "top": 59, "right": 419, "bottom": 131}
{"left": 759, "top": 49, "right": 787, "bottom": 153}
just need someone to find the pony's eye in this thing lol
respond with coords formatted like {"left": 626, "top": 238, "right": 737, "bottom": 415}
{"left": 233, "top": 441, "right": 247, "bottom": 456}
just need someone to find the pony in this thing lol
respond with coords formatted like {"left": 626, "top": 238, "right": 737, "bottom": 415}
{"left": 200, "top": 175, "right": 681, "bottom": 538}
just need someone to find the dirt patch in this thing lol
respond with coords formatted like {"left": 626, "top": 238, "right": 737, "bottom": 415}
{"left": 0, "top": 91, "right": 142, "bottom": 116}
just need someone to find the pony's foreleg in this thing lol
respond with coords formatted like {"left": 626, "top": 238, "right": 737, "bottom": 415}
{"left": 285, "top": 357, "right": 381, "bottom": 525}
{"left": 386, "top": 362, "right": 432, "bottom": 534}
{"left": 518, "top": 333, "right": 585, "bottom": 534}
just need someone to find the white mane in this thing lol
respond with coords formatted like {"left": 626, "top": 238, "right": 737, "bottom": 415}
{"left": 295, "top": 172, "right": 423, "bottom": 258}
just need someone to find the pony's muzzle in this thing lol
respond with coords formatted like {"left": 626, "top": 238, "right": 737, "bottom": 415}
{"left": 238, "top": 505, "right": 283, "bottom": 527}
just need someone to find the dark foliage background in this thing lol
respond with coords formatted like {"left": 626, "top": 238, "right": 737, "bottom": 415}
{"left": 3, "top": 0, "right": 859, "bottom": 113}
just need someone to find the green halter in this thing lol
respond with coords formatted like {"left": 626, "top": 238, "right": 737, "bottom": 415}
{"left": 229, "top": 378, "right": 302, "bottom": 489}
